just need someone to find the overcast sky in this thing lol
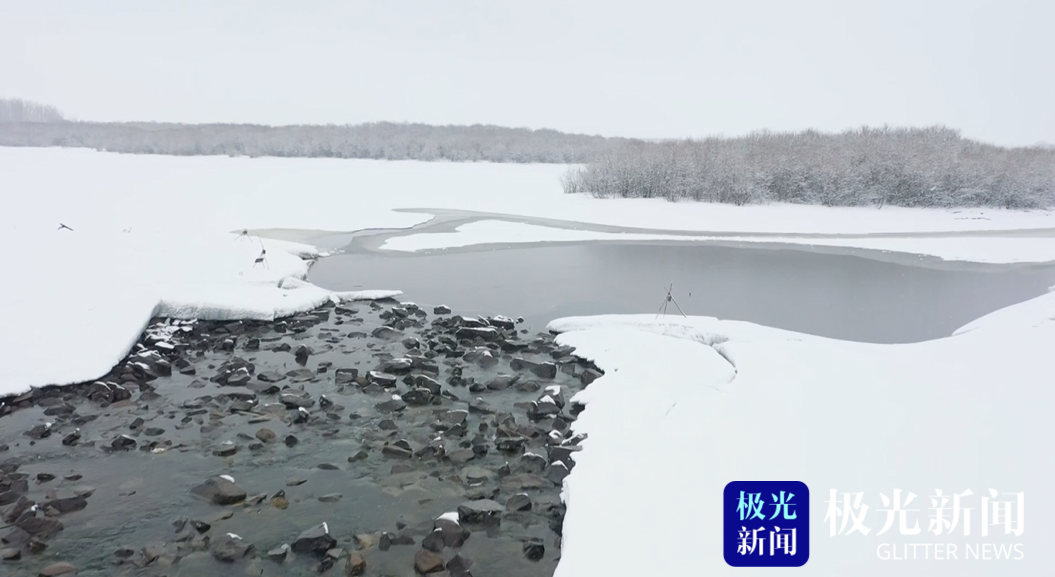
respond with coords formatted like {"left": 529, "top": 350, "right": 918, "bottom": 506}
{"left": 1, "top": 1, "right": 1052, "bottom": 145}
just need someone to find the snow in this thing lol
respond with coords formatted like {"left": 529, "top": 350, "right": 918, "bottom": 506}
{"left": 3, "top": 147, "right": 1054, "bottom": 238}
{"left": 0, "top": 227, "right": 400, "bottom": 395}
{"left": 547, "top": 295, "right": 1055, "bottom": 576}
{"left": 381, "top": 220, "right": 1055, "bottom": 264}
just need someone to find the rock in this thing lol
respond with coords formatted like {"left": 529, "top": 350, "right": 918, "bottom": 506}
{"left": 486, "top": 374, "right": 519, "bottom": 390}
{"left": 368, "top": 371, "right": 398, "bottom": 387}
{"left": 461, "top": 467, "right": 491, "bottom": 484}
{"left": 43, "top": 495, "right": 88, "bottom": 515}
{"left": 1, "top": 547, "right": 20, "bottom": 560}
{"left": 318, "top": 493, "right": 343, "bottom": 503}
{"left": 447, "top": 449, "right": 475, "bottom": 465}
{"left": 414, "top": 549, "right": 445, "bottom": 574}
{"left": 143, "top": 427, "right": 165, "bottom": 436}
{"left": 292, "top": 523, "right": 337, "bottom": 556}
{"left": 457, "top": 499, "right": 505, "bottom": 523}
{"left": 433, "top": 305, "right": 451, "bottom": 315}
{"left": 581, "top": 368, "right": 602, "bottom": 385}
{"left": 544, "top": 461, "right": 570, "bottom": 484}
{"left": 433, "top": 518, "right": 469, "bottom": 548}
{"left": 523, "top": 540, "right": 545, "bottom": 561}
{"left": 270, "top": 492, "right": 289, "bottom": 509}
{"left": 380, "top": 357, "right": 413, "bottom": 373}
{"left": 111, "top": 435, "right": 136, "bottom": 451}
{"left": 257, "top": 371, "right": 286, "bottom": 383}
{"left": 506, "top": 493, "right": 532, "bottom": 512}
{"left": 401, "top": 388, "right": 432, "bottom": 406}
{"left": 256, "top": 428, "right": 277, "bottom": 442}
{"left": 345, "top": 551, "right": 367, "bottom": 576}
{"left": 421, "top": 529, "right": 446, "bottom": 553}
{"left": 38, "top": 562, "right": 77, "bottom": 576}
{"left": 279, "top": 391, "right": 314, "bottom": 409}
{"left": 211, "top": 533, "right": 252, "bottom": 562}
{"left": 335, "top": 368, "right": 359, "bottom": 385}
{"left": 285, "top": 434, "right": 299, "bottom": 447}
{"left": 317, "top": 463, "right": 340, "bottom": 470}
{"left": 378, "top": 419, "right": 398, "bottom": 430}
{"left": 190, "top": 476, "right": 247, "bottom": 505}
{"left": 348, "top": 450, "right": 368, "bottom": 462}
{"left": 286, "top": 477, "right": 307, "bottom": 486}
{"left": 468, "top": 398, "right": 495, "bottom": 415}
{"left": 516, "top": 453, "right": 548, "bottom": 473}
{"left": 382, "top": 444, "right": 412, "bottom": 459}
{"left": 213, "top": 441, "right": 238, "bottom": 457}
{"left": 371, "top": 326, "right": 403, "bottom": 340}
{"left": 294, "top": 345, "right": 311, "bottom": 363}
{"left": 267, "top": 544, "right": 290, "bottom": 562}
{"left": 61, "top": 431, "right": 81, "bottom": 446}
{"left": 413, "top": 375, "right": 442, "bottom": 394}
{"left": 26, "top": 423, "right": 52, "bottom": 439}
{"left": 375, "top": 398, "right": 407, "bottom": 413}
{"left": 446, "top": 553, "right": 474, "bottom": 575}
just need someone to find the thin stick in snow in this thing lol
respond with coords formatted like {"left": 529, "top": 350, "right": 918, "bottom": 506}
{"left": 656, "top": 283, "right": 687, "bottom": 318}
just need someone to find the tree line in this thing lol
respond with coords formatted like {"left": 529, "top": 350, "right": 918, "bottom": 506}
{"left": 4, "top": 97, "right": 1053, "bottom": 208}
{"left": 561, "top": 127, "right": 1055, "bottom": 209}
{"left": 0, "top": 98, "right": 626, "bottom": 164}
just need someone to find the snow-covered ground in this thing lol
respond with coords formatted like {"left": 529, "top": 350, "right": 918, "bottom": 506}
{"left": 0, "top": 229, "right": 399, "bottom": 395}
{"left": 2, "top": 147, "right": 1052, "bottom": 573}
{"left": 379, "top": 220, "right": 1055, "bottom": 264}
{"left": 3, "top": 147, "right": 1054, "bottom": 236}
{"left": 548, "top": 294, "right": 1054, "bottom": 576}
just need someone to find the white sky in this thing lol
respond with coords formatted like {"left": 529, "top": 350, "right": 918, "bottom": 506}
{"left": 1, "top": 0, "right": 1052, "bottom": 145}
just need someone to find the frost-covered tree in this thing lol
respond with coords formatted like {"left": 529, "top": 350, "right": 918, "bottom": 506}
{"left": 0, "top": 98, "right": 65, "bottom": 123}
{"left": 561, "top": 126, "right": 1055, "bottom": 209}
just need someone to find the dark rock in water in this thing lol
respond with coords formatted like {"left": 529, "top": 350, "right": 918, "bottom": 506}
{"left": 0, "top": 547, "right": 20, "bottom": 560}
{"left": 447, "top": 449, "right": 475, "bottom": 465}
{"left": 348, "top": 450, "right": 368, "bottom": 462}
{"left": 413, "top": 374, "right": 442, "bottom": 394}
{"left": 414, "top": 549, "right": 446, "bottom": 574}
{"left": 335, "top": 368, "right": 359, "bottom": 385}
{"left": 285, "top": 435, "right": 299, "bottom": 447}
{"left": 463, "top": 348, "right": 499, "bottom": 368}
{"left": 25, "top": 423, "right": 52, "bottom": 439}
{"left": 381, "top": 444, "right": 412, "bottom": 459}
{"left": 292, "top": 523, "right": 337, "bottom": 556}
{"left": 457, "top": 499, "right": 505, "bottom": 523}
{"left": 143, "top": 427, "right": 165, "bottom": 436}
{"left": 515, "top": 380, "right": 542, "bottom": 393}
{"left": 496, "top": 438, "right": 526, "bottom": 453}
{"left": 371, "top": 326, "right": 403, "bottom": 340}
{"left": 318, "top": 493, "right": 342, "bottom": 503}
{"left": 38, "top": 562, "right": 78, "bottom": 576}
{"left": 248, "top": 381, "right": 281, "bottom": 395}
{"left": 506, "top": 493, "right": 532, "bottom": 512}
{"left": 17, "top": 517, "right": 64, "bottom": 539}
{"left": 287, "top": 368, "right": 316, "bottom": 383}
{"left": 581, "top": 368, "right": 603, "bottom": 385}
{"left": 532, "top": 362, "right": 558, "bottom": 379}
{"left": 114, "top": 546, "right": 135, "bottom": 559}
{"left": 548, "top": 445, "right": 581, "bottom": 468}
{"left": 368, "top": 371, "right": 398, "bottom": 387}
{"left": 346, "top": 551, "right": 367, "bottom": 576}
{"left": 317, "top": 463, "right": 340, "bottom": 471}
{"left": 421, "top": 529, "right": 445, "bottom": 552}
{"left": 111, "top": 435, "right": 137, "bottom": 451}
{"left": 433, "top": 305, "right": 452, "bottom": 315}
{"left": 468, "top": 398, "right": 495, "bottom": 415}
{"left": 516, "top": 453, "right": 548, "bottom": 473}
{"left": 279, "top": 391, "right": 314, "bottom": 409}
{"left": 245, "top": 338, "right": 260, "bottom": 350}
{"left": 401, "top": 388, "right": 432, "bottom": 406}
{"left": 211, "top": 533, "right": 252, "bottom": 562}
{"left": 375, "top": 398, "right": 407, "bottom": 413}
{"left": 319, "top": 395, "right": 334, "bottom": 409}
{"left": 37, "top": 472, "right": 56, "bottom": 482}
{"left": 291, "top": 407, "right": 311, "bottom": 424}
{"left": 257, "top": 371, "right": 286, "bottom": 383}
{"left": 43, "top": 495, "right": 88, "bottom": 515}
{"left": 267, "top": 544, "right": 291, "bottom": 562}
{"left": 286, "top": 478, "right": 307, "bottom": 487}
{"left": 294, "top": 345, "right": 311, "bottom": 363}
{"left": 523, "top": 540, "right": 545, "bottom": 561}
{"left": 544, "top": 462, "right": 570, "bottom": 485}
{"left": 431, "top": 517, "right": 469, "bottom": 548}
{"left": 447, "top": 552, "right": 474, "bottom": 575}
{"left": 380, "top": 357, "right": 413, "bottom": 374}
{"left": 456, "top": 326, "right": 499, "bottom": 342}
{"left": 190, "top": 520, "right": 211, "bottom": 534}
{"left": 256, "top": 428, "right": 277, "bottom": 443}
{"left": 213, "top": 442, "right": 239, "bottom": 457}
{"left": 486, "top": 374, "right": 519, "bottom": 391}
{"left": 500, "top": 473, "right": 551, "bottom": 491}
{"left": 190, "top": 476, "right": 246, "bottom": 505}
{"left": 378, "top": 419, "right": 398, "bottom": 430}
{"left": 489, "top": 315, "right": 516, "bottom": 330}
{"left": 273, "top": 342, "right": 292, "bottom": 352}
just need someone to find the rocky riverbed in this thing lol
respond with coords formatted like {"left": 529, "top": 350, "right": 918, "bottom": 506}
{"left": 0, "top": 299, "right": 603, "bottom": 577}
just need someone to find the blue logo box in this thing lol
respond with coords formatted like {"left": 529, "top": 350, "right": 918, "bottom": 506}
{"left": 724, "top": 481, "right": 810, "bottom": 567}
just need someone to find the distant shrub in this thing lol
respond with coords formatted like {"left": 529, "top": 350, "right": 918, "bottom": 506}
{"left": 562, "top": 127, "right": 1055, "bottom": 209}
{"left": 0, "top": 97, "right": 65, "bottom": 123}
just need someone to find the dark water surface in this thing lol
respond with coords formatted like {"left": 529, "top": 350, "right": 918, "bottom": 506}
{"left": 309, "top": 242, "right": 1055, "bottom": 343}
